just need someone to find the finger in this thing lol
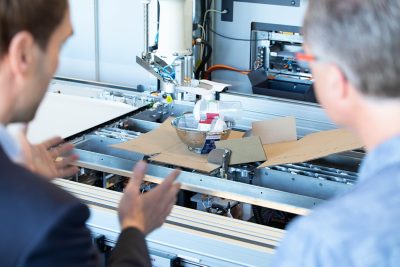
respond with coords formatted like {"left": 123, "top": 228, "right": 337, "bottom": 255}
{"left": 163, "top": 196, "right": 177, "bottom": 219}
{"left": 153, "top": 170, "right": 180, "bottom": 201}
{"left": 17, "top": 124, "right": 29, "bottom": 145}
{"left": 155, "top": 182, "right": 180, "bottom": 211}
{"left": 161, "top": 183, "right": 181, "bottom": 209}
{"left": 58, "top": 166, "right": 80, "bottom": 178}
{"left": 41, "top": 136, "right": 64, "bottom": 149}
{"left": 158, "top": 169, "right": 181, "bottom": 190}
{"left": 164, "top": 183, "right": 181, "bottom": 201}
{"left": 55, "top": 154, "right": 79, "bottom": 168}
{"left": 21, "top": 124, "right": 29, "bottom": 135}
{"left": 50, "top": 143, "right": 75, "bottom": 158}
{"left": 172, "top": 182, "right": 181, "bottom": 191}
{"left": 126, "top": 161, "right": 147, "bottom": 192}
{"left": 16, "top": 124, "right": 32, "bottom": 163}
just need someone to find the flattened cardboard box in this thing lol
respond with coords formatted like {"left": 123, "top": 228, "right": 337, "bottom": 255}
{"left": 215, "top": 136, "right": 267, "bottom": 165}
{"left": 215, "top": 116, "right": 363, "bottom": 168}
{"left": 259, "top": 127, "right": 363, "bottom": 168}
{"left": 111, "top": 117, "right": 244, "bottom": 173}
{"left": 111, "top": 117, "right": 178, "bottom": 155}
{"left": 252, "top": 116, "right": 297, "bottom": 144}
{"left": 112, "top": 116, "right": 363, "bottom": 172}
{"left": 253, "top": 117, "right": 363, "bottom": 168}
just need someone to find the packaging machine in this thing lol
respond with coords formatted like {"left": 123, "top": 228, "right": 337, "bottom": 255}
{"left": 39, "top": 1, "right": 366, "bottom": 266}
{"left": 44, "top": 77, "right": 363, "bottom": 266}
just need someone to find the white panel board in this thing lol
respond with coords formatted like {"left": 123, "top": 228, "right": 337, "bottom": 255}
{"left": 27, "top": 93, "right": 136, "bottom": 144}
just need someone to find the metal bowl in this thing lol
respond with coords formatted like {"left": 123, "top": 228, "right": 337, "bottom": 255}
{"left": 171, "top": 115, "right": 233, "bottom": 153}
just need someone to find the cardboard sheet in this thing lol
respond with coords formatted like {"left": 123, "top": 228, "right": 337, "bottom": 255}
{"left": 113, "top": 116, "right": 363, "bottom": 171}
{"left": 151, "top": 143, "right": 220, "bottom": 172}
{"left": 112, "top": 118, "right": 244, "bottom": 173}
{"left": 226, "top": 130, "right": 245, "bottom": 140}
{"left": 215, "top": 136, "right": 267, "bottom": 165}
{"left": 112, "top": 117, "right": 178, "bottom": 155}
{"left": 252, "top": 116, "right": 297, "bottom": 144}
{"left": 259, "top": 128, "right": 363, "bottom": 168}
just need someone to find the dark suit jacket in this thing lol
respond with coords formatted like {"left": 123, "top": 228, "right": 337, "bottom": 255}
{"left": 0, "top": 147, "right": 151, "bottom": 267}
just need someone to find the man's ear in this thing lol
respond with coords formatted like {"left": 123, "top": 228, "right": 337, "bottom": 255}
{"left": 328, "top": 64, "right": 357, "bottom": 125}
{"left": 330, "top": 64, "right": 350, "bottom": 101}
{"left": 8, "top": 31, "right": 36, "bottom": 78}
{"left": 334, "top": 66, "right": 350, "bottom": 100}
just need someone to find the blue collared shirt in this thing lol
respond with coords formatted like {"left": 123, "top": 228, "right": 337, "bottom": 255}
{"left": 272, "top": 135, "right": 400, "bottom": 267}
{"left": 0, "top": 124, "right": 22, "bottom": 162}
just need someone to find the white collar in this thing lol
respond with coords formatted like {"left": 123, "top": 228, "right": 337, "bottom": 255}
{"left": 0, "top": 124, "right": 23, "bottom": 163}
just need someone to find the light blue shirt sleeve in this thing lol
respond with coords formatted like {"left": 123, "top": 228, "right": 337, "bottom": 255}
{"left": 271, "top": 135, "right": 400, "bottom": 267}
{"left": 271, "top": 217, "right": 319, "bottom": 267}
{"left": 271, "top": 217, "right": 341, "bottom": 267}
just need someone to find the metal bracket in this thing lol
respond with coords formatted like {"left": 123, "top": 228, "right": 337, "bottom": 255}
{"left": 222, "top": 0, "right": 301, "bottom": 22}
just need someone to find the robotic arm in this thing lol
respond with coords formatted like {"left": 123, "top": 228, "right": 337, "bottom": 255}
{"left": 138, "top": 0, "right": 227, "bottom": 100}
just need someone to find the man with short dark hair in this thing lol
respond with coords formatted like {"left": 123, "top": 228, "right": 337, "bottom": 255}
{"left": 0, "top": 1, "right": 180, "bottom": 266}
{"left": 272, "top": 0, "right": 400, "bottom": 266}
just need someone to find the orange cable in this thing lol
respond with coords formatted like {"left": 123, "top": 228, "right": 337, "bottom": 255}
{"left": 204, "top": 64, "right": 251, "bottom": 80}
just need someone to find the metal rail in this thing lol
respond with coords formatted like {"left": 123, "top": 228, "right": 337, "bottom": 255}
{"left": 73, "top": 154, "right": 323, "bottom": 216}
{"left": 54, "top": 179, "right": 282, "bottom": 266}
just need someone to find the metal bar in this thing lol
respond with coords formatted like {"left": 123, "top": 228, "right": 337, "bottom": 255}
{"left": 94, "top": 0, "right": 100, "bottom": 81}
{"left": 73, "top": 157, "right": 322, "bottom": 215}
{"left": 235, "top": 0, "right": 300, "bottom": 6}
{"left": 136, "top": 56, "right": 165, "bottom": 81}
{"left": 54, "top": 178, "right": 284, "bottom": 247}
{"left": 142, "top": 1, "right": 150, "bottom": 61}
{"left": 52, "top": 77, "right": 140, "bottom": 92}
{"left": 221, "top": 0, "right": 300, "bottom": 22}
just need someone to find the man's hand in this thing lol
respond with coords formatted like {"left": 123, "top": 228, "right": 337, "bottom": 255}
{"left": 18, "top": 126, "right": 79, "bottom": 179}
{"left": 118, "top": 161, "right": 181, "bottom": 235}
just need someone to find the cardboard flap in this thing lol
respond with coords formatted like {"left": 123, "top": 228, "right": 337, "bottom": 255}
{"left": 150, "top": 142, "right": 220, "bottom": 173}
{"left": 252, "top": 116, "right": 297, "bottom": 145}
{"left": 112, "top": 115, "right": 362, "bottom": 171}
{"left": 112, "top": 117, "right": 243, "bottom": 173}
{"left": 216, "top": 136, "right": 267, "bottom": 165}
{"left": 227, "top": 130, "right": 245, "bottom": 140}
{"left": 111, "top": 117, "right": 178, "bottom": 155}
{"left": 151, "top": 142, "right": 220, "bottom": 173}
{"left": 259, "top": 128, "right": 363, "bottom": 168}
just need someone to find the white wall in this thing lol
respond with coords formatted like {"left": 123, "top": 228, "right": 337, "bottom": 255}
{"left": 57, "top": 0, "right": 96, "bottom": 80}
{"left": 57, "top": 0, "right": 157, "bottom": 89}
{"left": 97, "top": 0, "right": 157, "bottom": 88}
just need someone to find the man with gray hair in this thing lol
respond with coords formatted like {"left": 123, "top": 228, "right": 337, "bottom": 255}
{"left": 272, "top": 0, "right": 400, "bottom": 266}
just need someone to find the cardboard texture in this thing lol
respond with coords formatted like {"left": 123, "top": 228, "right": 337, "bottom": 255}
{"left": 259, "top": 128, "right": 363, "bottom": 168}
{"left": 252, "top": 116, "right": 297, "bottom": 144}
{"left": 112, "top": 118, "right": 244, "bottom": 173}
{"left": 227, "top": 130, "right": 245, "bottom": 140}
{"left": 111, "top": 117, "right": 177, "bottom": 155}
{"left": 151, "top": 143, "right": 220, "bottom": 172}
{"left": 215, "top": 136, "right": 267, "bottom": 165}
{"left": 113, "top": 116, "right": 363, "bottom": 171}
